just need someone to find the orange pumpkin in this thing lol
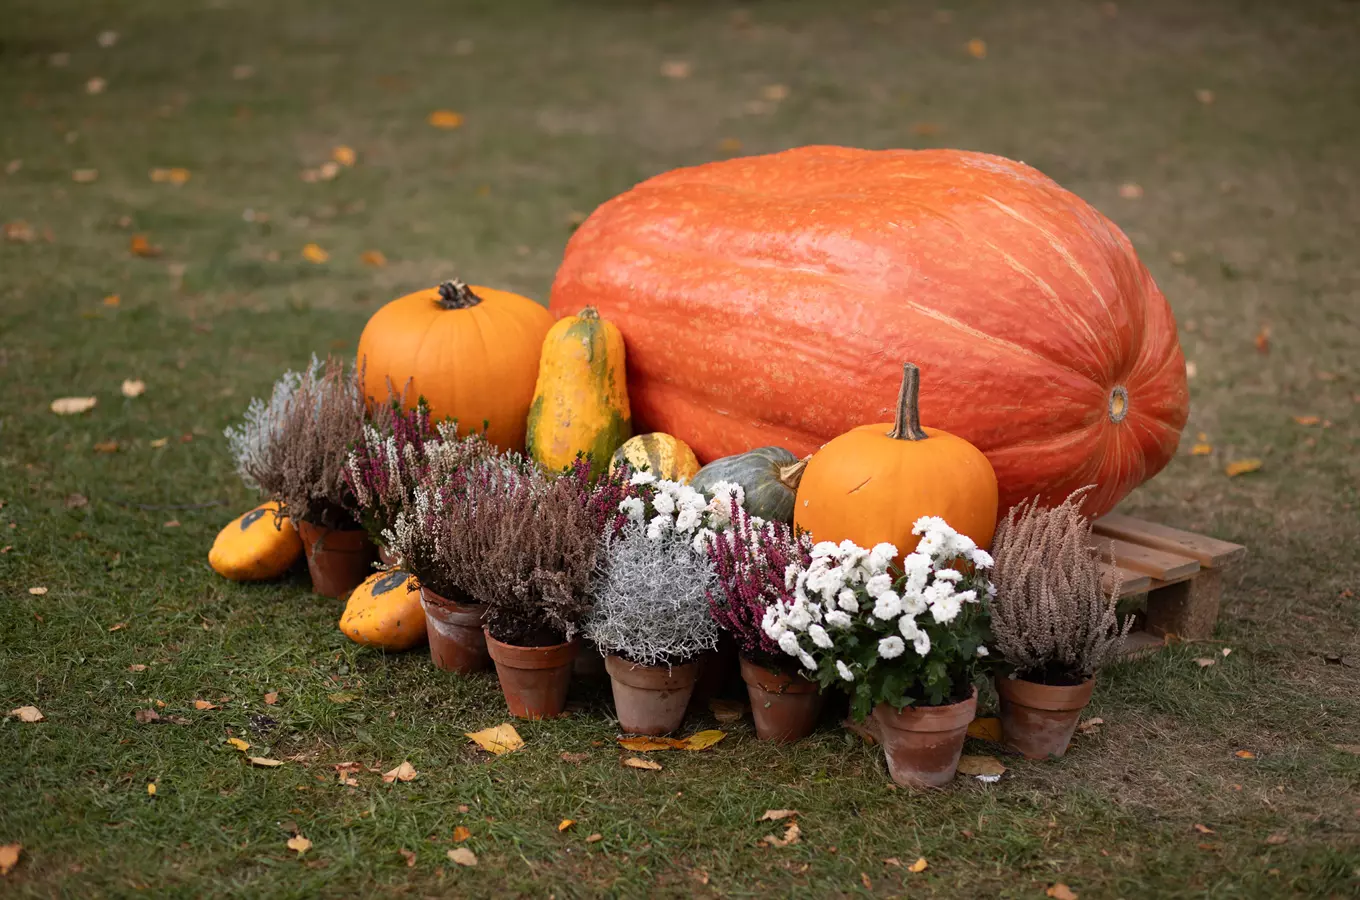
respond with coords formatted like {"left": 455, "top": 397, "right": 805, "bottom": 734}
{"left": 794, "top": 364, "right": 998, "bottom": 559}
{"left": 356, "top": 280, "right": 553, "bottom": 451}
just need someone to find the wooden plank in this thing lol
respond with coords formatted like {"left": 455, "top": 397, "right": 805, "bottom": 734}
{"left": 1092, "top": 537, "right": 1200, "bottom": 582}
{"left": 1100, "top": 561, "right": 1152, "bottom": 596}
{"left": 1093, "top": 513, "right": 1246, "bottom": 569}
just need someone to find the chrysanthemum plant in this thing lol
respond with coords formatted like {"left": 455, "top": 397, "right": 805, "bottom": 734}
{"left": 763, "top": 517, "right": 995, "bottom": 721}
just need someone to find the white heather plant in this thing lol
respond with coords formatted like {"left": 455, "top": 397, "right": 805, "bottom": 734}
{"left": 763, "top": 517, "right": 995, "bottom": 720}
{"left": 585, "top": 524, "right": 719, "bottom": 668}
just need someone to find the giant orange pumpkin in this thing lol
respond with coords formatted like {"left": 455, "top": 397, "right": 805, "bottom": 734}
{"left": 794, "top": 364, "right": 998, "bottom": 559}
{"left": 549, "top": 147, "right": 1189, "bottom": 516}
{"left": 357, "top": 280, "right": 553, "bottom": 451}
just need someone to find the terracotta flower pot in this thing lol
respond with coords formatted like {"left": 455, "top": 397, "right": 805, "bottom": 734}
{"left": 996, "top": 674, "right": 1095, "bottom": 760}
{"left": 485, "top": 630, "right": 579, "bottom": 719}
{"left": 604, "top": 655, "right": 700, "bottom": 735}
{"left": 872, "top": 690, "right": 977, "bottom": 789}
{"left": 420, "top": 587, "right": 490, "bottom": 674}
{"left": 296, "top": 520, "right": 375, "bottom": 598}
{"left": 739, "top": 656, "right": 823, "bottom": 743}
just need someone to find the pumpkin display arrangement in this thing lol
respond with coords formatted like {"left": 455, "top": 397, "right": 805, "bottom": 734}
{"left": 208, "top": 145, "right": 1185, "bottom": 787}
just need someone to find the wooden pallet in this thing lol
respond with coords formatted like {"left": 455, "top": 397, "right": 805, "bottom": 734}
{"left": 1092, "top": 513, "right": 1247, "bottom": 653}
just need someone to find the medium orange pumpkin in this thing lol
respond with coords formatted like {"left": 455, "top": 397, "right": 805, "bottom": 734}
{"left": 356, "top": 280, "right": 553, "bottom": 451}
{"left": 550, "top": 146, "right": 1188, "bottom": 517}
{"left": 794, "top": 364, "right": 998, "bottom": 558}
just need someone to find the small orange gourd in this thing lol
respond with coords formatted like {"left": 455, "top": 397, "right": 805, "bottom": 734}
{"left": 208, "top": 502, "right": 303, "bottom": 581}
{"left": 794, "top": 363, "right": 998, "bottom": 558}
{"left": 339, "top": 570, "right": 427, "bottom": 651}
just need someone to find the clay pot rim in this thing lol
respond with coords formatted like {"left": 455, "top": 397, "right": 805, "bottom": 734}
{"left": 873, "top": 688, "right": 978, "bottom": 734}
{"left": 996, "top": 674, "right": 1095, "bottom": 712}
{"left": 295, "top": 520, "right": 371, "bottom": 552}
{"left": 739, "top": 655, "right": 819, "bottom": 695}
{"left": 484, "top": 629, "right": 579, "bottom": 669}
{"left": 418, "top": 584, "right": 482, "bottom": 611}
{"left": 604, "top": 654, "right": 700, "bottom": 690}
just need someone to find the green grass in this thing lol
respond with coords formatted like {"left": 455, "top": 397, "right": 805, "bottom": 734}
{"left": 2, "top": 0, "right": 1358, "bottom": 896}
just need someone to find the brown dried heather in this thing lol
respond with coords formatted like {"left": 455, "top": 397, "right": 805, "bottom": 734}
{"left": 233, "top": 356, "right": 367, "bottom": 530}
{"left": 990, "top": 486, "right": 1132, "bottom": 683}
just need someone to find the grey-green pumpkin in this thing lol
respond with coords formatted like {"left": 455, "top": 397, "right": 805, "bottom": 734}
{"left": 689, "top": 446, "right": 810, "bottom": 523}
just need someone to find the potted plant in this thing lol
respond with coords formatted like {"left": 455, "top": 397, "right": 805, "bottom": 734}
{"left": 763, "top": 517, "right": 995, "bottom": 788}
{"left": 705, "top": 491, "right": 822, "bottom": 742}
{"left": 362, "top": 421, "right": 495, "bottom": 672}
{"left": 226, "top": 357, "right": 373, "bottom": 598}
{"left": 585, "top": 477, "right": 723, "bottom": 734}
{"left": 343, "top": 398, "right": 440, "bottom": 564}
{"left": 989, "top": 487, "right": 1132, "bottom": 759}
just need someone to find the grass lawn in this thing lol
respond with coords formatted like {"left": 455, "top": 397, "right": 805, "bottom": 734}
{"left": 2, "top": 0, "right": 1358, "bottom": 896}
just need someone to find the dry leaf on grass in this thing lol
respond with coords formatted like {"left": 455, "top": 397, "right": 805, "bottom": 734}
{"left": 360, "top": 250, "right": 387, "bottom": 267}
{"left": 28, "top": 586, "right": 49, "bottom": 596}
{"left": 861, "top": 873, "right": 872, "bottom": 890}
{"left": 146, "top": 783, "right": 157, "bottom": 796}
{"left": 193, "top": 700, "right": 218, "bottom": 710}
{"left": 108, "top": 622, "right": 126, "bottom": 632}
{"left": 301, "top": 243, "right": 329, "bottom": 264}
{"left": 427, "top": 110, "right": 464, "bottom": 129}
{"left": 327, "top": 693, "right": 357, "bottom": 704}
{"left": 465, "top": 723, "right": 523, "bottom": 755}
{"left": 762, "top": 83, "right": 789, "bottom": 101}
{"left": 1047, "top": 884, "right": 1078, "bottom": 900}
{"left": 263, "top": 691, "right": 279, "bottom": 705}
{"left": 622, "top": 756, "right": 662, "bottom": 771}
{"left": 1264, "top": 833, "right": 1289, "bottom": 845}
{"left": 287, "top": 834, "right": 311, "bottom": 855}
{"left": 128, "top": 664, "right": 147, "bottom": 672}
{"left": 1118, "top": 183, "right": 1144, "bottom": 199}
{"left": 585, "top": 833, "right": 603, "bottom": 843}
{"left": 683, "top": 729, "right": 726, "bottom": 751}
{"left": 1334, "top": 744, "right": 1360, "bottom": 755}
{"left": 129, "top": 235, "right": 160, "bottom": 257}
{"left": 133, "top": 708, "right": 159, "bottom": 724}
{"left": 94, "top": 441, "right": 120, "bottom": 454}
{"left": 0, "top": 843, "right": 20, "bottom": 875}
{"left": 760, "top": 809, "right": 799, "bottom": 822}
{"left": 1254, "top": 326, "right": 1271, "bottom": 354}
{"left": 660, "top": 60, "right": 692, "bottom": 79}
{"left": 1076, "top": 717, "right": 1104, "bottom": 734}
{"left": 1292, "top": 415, "right": 1321, "bottom": 426}
{"left": 447, "top": 847, "right": 477, "bottom": 867}
{"left": 559, "top": 751, "right": 589, "bottom": 764}
{"left": 121, "top": 379, "right": 145, "bottom": 398}
{"left": 66, "top": 493, "right": 89, "bottom": 509}
{"left": 966, "top": 717, "right": 1002, "bottom": 742}
{"left": 1194, "top": 657, "right": 1217, "bottom": 668}
{"left": 227, "top": 738, "right": 250, "bottom": 752}
{"left": 382, "top": 761, "right": 418, "bottom": 783}
{"left": 332, "top": 146, "right": 356, "bottom": 167}
{"left": 249, "top": 757, "right": 284, "bottom": 767}
{"left": 966, "top": 38, "right": 987, "bottom": 58}
{"left": 51, "top": 397, "right": 97, "bottom": 415}
{"left": 399, "top": 848, "right": 416, "bottom": 867}
{"left": 4, "top": 221, "right": 35, "bottom": 243}
{"left": 760, "top": 821, "right": 800, "bottom": 847}
{"left": 708, "top": 698, "right": 745, "bottom": 723}
{"left": 558, "top": 819, "right": 574, "bottom": 832}
{"left": 1191, "top": 443, "right": 1213, "bottom": 456}
{"left": 86, "top": 77, "right": 106, "bottom": 94}
{"left": 1235, "top": 750, "right": 1256, "bottom": 759}
{"left": 908, "top": 857, "right": 928, "bottom": 873}
{"left": 72, "top": 168, "right": 99, "bottom": 183}
{"left": 149, "top": 168, "right": 191, "bottom": 185}
{"left": 8, "top": 706, "right": 44, "bottom": 723}
{"left": 955, "top": 755, "right": 1006, "bottom": 777}
{"left": 1193, "top": 823, "right": 1216, "bottom": 834}
{"left": 1195, "top": 88, "right": 1215, "bottom": 104}
{"left": 1225, "top": 459, "right": 1262, "bottom": 478}
{"left": 619, "top": 736, "right": 681, "bottom": 752}
{"left": 452, "top": 826, "right": 471, "bottom": 842}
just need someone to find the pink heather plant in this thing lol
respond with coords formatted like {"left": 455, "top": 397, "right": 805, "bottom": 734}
{"left": 343, "top": 400, "right": 441, "bottom": 541}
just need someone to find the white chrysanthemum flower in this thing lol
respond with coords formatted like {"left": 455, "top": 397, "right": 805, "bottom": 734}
{"left": 798, "top": 650, "right": 817, "bottom": 670}
{"left": 810, "top": 541, "right": 840, "bottom": 559}
{"left": 865, "top": 573, "right": 893, "bottom": 598}
{"left": 784, "top": 563, "right": 801, "bottom": 591}
{"left": 629, "top": 471, "right": 657, "bottom": 486}
{"left": 691, "top": 528, "right": 717, "bottom": 554}
{"left": 872, "top": 589, "right": 903, "bottom": 621}
{"left": 808, "top": 624, "right": 832, "bottom": 649}
{"left": 912, "top": 630, "right": 931, "bottom": 656}
{"left": 929, "top": 594, "right": 962, "bottom": 624}
{"left": 868, "top": 542, "right": 898, "bottom": 571}
{"left": 651, "top": 491, "right": 676, "bottom": 516}
{"left": 674, "top": 506, "right": 702, "bottom": 533}
{"left": 954, "top": 589, "right": 978, "bottom": 606}
{"left": 645, "top": 515, "right": 673, "bottom": 541}
{"left": 836, "top": 589, "right": 859, "bottom": 613}
{"left": 971, "top": 548, "right": 994, "bottom": 569}
{"left": 934, "top": 567, "right": 963, "bottom": 583}
{"left": 976, "top": 645, "right": 989, "bottom": 657}
{"left": 825, "top": 610, "right": 853, "bottom": 630}
{"left": 836, "top": 660, "right": 855, "bottom": 682}
{"left": 619, "top": 496, "right": 645, "bottom": 522}
{"left": 878, "top": 636, "right": 906, "bottom": 659}
{"left": 762, "top": 610, "right": 786, "bottom": 640}
{"left": 899, "top": 615, "right": 921, "bottom": 640}
{"left": 778, "top": 631, "right": 802, "bottom": 657}
{"left": 787, "top": 604, "right": 812, "bottom": 631}
{"left": 913, "top": 515, "right": 948, "bottom": 536}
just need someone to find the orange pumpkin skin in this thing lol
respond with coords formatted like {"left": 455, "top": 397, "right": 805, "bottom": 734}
{"left": 550, "top": 146, "right": 1188, "bottom": 517}
{"left": 357, "top": 281, "right": 554, "bottom": 452}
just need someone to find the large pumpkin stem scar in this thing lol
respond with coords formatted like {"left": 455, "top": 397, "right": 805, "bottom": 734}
{"left": 436, "top": 279, "right": 484, "bottom": 310}
{"left": 887, "top": 362, "right": 928, "bottom": 441}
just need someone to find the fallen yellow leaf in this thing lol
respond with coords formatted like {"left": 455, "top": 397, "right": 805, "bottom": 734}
{"left": 759, "top": 809, "right": 798, "bottom": 822}
{"left": 618, "top": 736, "right": 682, "bottom": 752}
{"left": 908, "top": 857, "right": 928, "bottom": 873}
{"left": 1191, "top": 443, "right": 1213, "bottom": 456}
{"left": 0, "top": 843, "right": 21, "bottom": 876}
{"left": 585, "top": 833, "right": 603, "bottom": 843}
{"left": 94, "top": 440, "right": 120, "bottom": 454}
{"left": 966, "top": 716, "right": 1002, "bottom": 742}
{"left": 1047, "top": 884, "right": 1078, "bottom": 900}
{"left": 227, "top": 738, "right": 250, "bottom": 752}
{"left": 1193, "top": 823, "right": 1215, "bottom": 834}
{"left": 382, "top": 761, "right": 418, "bottom": 783}
{"left": 558, "top": 819, "right": 574, "bottom": 832}
{"left": 248, "top": 757, "right": 284, "bottom": 767}
{"left": 3, "top": 221, "right": 35, "bottom": 243}
{"left": 1254, "top": 325, "right": 1271, "bottom": 354}
{"left": 1235, "top": 749, "right": 1256, "bottom": 759}
{"left": 27, "top": 587, "right": 49, "bottom": 596}
{"left": 128, "top": 664, "right": 147, "bottom": 672}
{"left": 360, "top": 249, "right": 387, "bottom": 267}
{"left": 427, "top": 109, "right": 465, "bottom": 129}
{"left": 1224, "top": 459, "right": 1262, "bottom": 477}
{"left": 72, "top": 168, "right": 99, "bottom": 183}
{"left": 399, "top": 848, "right": 416, "bottom": 867}
{"left": 447, "top": 847, "right": 477, "bottom": 867}
{"left": 263, "top": 691, "right": 279, "bottom": 705}
{"left": 150, "top": 438, "right": 168, "bottom": 448}
{"left": 120, "top": 379, "right": 145, "bottom": 399}
{"left": 452, "top": 826, "right": 471, "bottom": 842}
{"left": 466, "top": 723, "right": 524, "bottom": 755}
{"left": 149, "top": 167, "right": 191, "bottom": 185}
{"left": 1076, "top": 717, "right": 1104, "bottom": 734}
{"left": 129, "top": 234, "right": 161, "bottom": 257}
{"left": 660, "top": 60, "right": 692, "bottom": 79}
{"left": 955, "top": 754, "right": 1006, "bottom": 776}
{"left": 193, "top": 700, "right": 218, "bottom": 711}
{"left": 8, "top": 706, "right": 44, "bottom": 723}
{"left": 1119, "top": 182, "right": 1144, "bottom": 199}
{"left": 1292, "top": 415, "right": 1321, "bottom": 426}
{"left": 332, "top": 146, "right": 356, "bottom": 167}
{"left": 301, "top": 243, "right": 329, "bottom": 264}
{"left": 1194, "top": 657, "right": 1217, "bottom": 668}
{"left": 51, "top": 397, "right": 97, "bottom": 415}
{"left": 682, "top": 729, "right": 726, "bottom": 751}
{"left": 287, "top": 834, "right": 312, "bottom": 855}
{"left": 760, "top": 821, "right": 800, "bottom": 847}
{"left": 327, "top": 692, "right": 356, "bottom": 703}
{"left": 622, "top": 756, "right": 662, "bottom": 771}
{"left": 966, "top": 38, "right": 987, "bottom": 58}
{"left": 147, "top": 782, "right": 157, "bottom": 796}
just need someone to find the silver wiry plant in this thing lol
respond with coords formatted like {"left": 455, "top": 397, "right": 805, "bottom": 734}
{"left": 585, "top": 524, "right": 719, "bottom": 668}
{"left": 990, "top": 486, "right": 1133, "bottom": 682}
{"left": 224, "top": 357, "right": 320, "bottom": 491}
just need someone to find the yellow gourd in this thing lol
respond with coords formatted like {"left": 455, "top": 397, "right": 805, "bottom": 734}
{"left": 526, "top": 307, "right": 631, "bottom": 476}
{"left": 609, "top": 432, "right": 701, "bottom": 483}
{"left": 338, "top": 570, "right": 427, "bottom": 650}
{"left": 208, "top": 502, "right": 303, "bottom": 581}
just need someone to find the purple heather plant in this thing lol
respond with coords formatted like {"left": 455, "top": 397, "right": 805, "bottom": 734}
{"left": 342, "top": 400, "right": 440, "bottom": 541}
{"left": 706, "top": 499, "right": 813, "bottom": 669}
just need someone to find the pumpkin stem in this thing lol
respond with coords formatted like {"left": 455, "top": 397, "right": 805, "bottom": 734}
{"left": 436, "top": 279, "right": 484, "bottom": 310}
{"left": 887, "top": 363, "right": 928, "bottom": 441}
{"left": 777, "top": 456, "right": 811, "bottom": 492}
{"left": 578, "top": 306, "right": 600, "bottom": 321}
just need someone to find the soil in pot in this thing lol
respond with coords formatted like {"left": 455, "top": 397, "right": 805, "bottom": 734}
{"left": 485, "top": 630, "right": 579, "bottom": 719}
{"left": 872, "top": 689, "right": 977, "bottom": 789}
{"left": 296, "top": 520, "right": 375, "bottom": 598}
{"left": 604, "top": 655, "right": 700, "bottom": 735}
{"left": 739, "top": 656, "right": 823, "bottom": 743}
{"left": 420, "top": 587, "right": 490, "bottom": 674}
{"left": 996, "top": 674, "right": 1095, "bottom": 759}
